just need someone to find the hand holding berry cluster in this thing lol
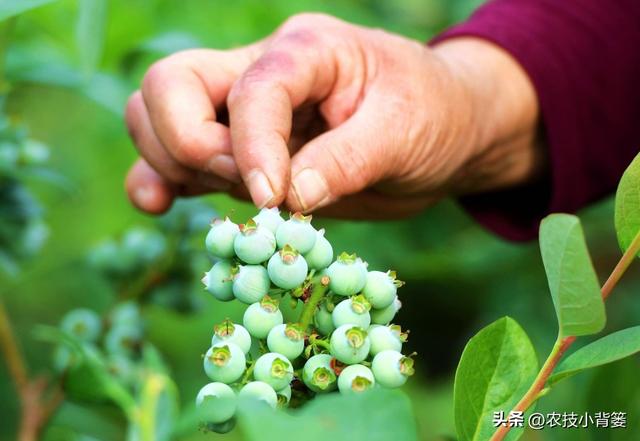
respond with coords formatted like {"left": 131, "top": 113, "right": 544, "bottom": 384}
{"left": 197, "top": 208, "right": 415, "bottom": 432}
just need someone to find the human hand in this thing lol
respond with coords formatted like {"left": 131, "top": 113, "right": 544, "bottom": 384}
{"left": 125, "top": 13, "right": 542, "bottom": 219}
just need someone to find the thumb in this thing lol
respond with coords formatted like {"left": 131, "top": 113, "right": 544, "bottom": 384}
{"left": 286, "top": 111, "right": 387, "bottom": 212}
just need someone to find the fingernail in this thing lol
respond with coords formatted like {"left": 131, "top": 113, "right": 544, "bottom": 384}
{"left": 246, "top": 169, "right": 274, "bottom": 208}
{"left": 208, "top": 154, "right": 240, "bottom": 183}
{"left": 292, "top": 168, "right": 330, "bottom": 211}
{"left": 134, "top": 185, "right": 155, "bottom": 209}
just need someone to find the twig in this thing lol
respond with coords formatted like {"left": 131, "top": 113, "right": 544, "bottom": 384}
{"left": 0, "top": 298, "right": 63, "bottom": 441}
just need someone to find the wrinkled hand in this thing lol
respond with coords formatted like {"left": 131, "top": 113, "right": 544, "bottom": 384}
{"left": 125, "top": 13, "right": 541, "bottom": 219}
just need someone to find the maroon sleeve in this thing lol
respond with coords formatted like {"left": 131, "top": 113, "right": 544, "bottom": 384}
{"left": 431, "top": 0, "right": 640, "bottom": 241}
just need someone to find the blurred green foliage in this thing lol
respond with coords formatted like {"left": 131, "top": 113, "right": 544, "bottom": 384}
{"left": 0, "top": 0, "right": 638, "bottom": 440}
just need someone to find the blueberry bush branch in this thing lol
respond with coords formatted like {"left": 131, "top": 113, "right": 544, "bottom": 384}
{"left": 601, "top": 226, "right": 640, "bottom": 300}
{"left": 0, "top": 297, "right": 63, "bottom": 441}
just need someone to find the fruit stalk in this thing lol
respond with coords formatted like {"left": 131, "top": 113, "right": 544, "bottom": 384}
{"left": 491, "top": 227, "right": 640, "bottom": 441}
{"left": 298, "top": 275, "right": 330, "bottom": 332}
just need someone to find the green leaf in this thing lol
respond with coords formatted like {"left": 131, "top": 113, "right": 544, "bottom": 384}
{"left": 549, "top": 326, "right": 640, "bottom": 384}
{"left": 76, "top": 0, "right": 108, "bottom": 77}
{"left": 238, "top": 388, "right": 418, "bottom": 441}
{"left": 539, "top": 214, "right": 605, "bottom": 337}
{"left": 615, "top": 152, "right": 640, "bottom": 253}
{"left": 0, "top": 0, "right": 58, "bottom": 21}
{"left": 454, "top": 317, "right": 538, "bottom": 441}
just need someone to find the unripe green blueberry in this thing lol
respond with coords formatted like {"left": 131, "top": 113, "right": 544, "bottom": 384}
{"left": 252, "top": 207, "right": 284, "bottom": 234}
{"left": 238, "top": 381, "right": 277, "bottom": 409}
{"left": 368, "top": 324, "right": 407, "bottom": 355}
{"left": 329, "top": 324, "right": 370, "bottom": 364}
{"left": 303, "top": 229, "right": 333, "bottom": 270}
{"left": 205, "top": 217, "right": 239, "bottom": 258}
{"left": 105, "top": 324, "right": 141, "bottom": 356}
{"left": 121, "top": 227, "right": 166, "bottom": 264}
{"left": 20, "top": 139, "right": 49, "bottom": 165}
{"left": 234, "top": 219, "right": 276, "bottom": 264}
{"left": 107, "top": 354, "right": 139, "bottom": 386}
{"left": 327, "top": 253, "right": 367, "bottom": 296}
{"left": 202, "top": 260, "right": 235, "bottom": 302}
{"left": 232, "top": 265, "right": 270, "bottom": 304}
{"left": 337, "top": 364, "right": 375, "bottom": 394}
{"left": 371, "top": 350, "right": 415, "bottom": 388}
{"left": 267, "top": 245, "right": 308, "bottom": 289}
{"left": 53, "top": 343, "right": 98, "bottom": 372}
{"left": 203, "top": 343, "right": 246, "bottom": 384}
{"left": 276, "top": 384, "right": 291, "bottom": 407}
{"left": 109, "top": 302, "right": 140, "bottom": 328}
{"left": 253, "top": 352, "right": 293, "bottom": 391}
{"left": 275, "top": 213, "right": 316, "bottom": 253}
{"left": 266, "top": 324, "right": 305, "bottom": 360}
{"left": 313, "top": 303, "right": 335, "bottom": 336}
{"left": 52, "top": 345, "right": 75, "bottom": 372}
{"left": 211, "top": 320, "right": 252, "bottom": 354}
{"left": 196, "top": 382, "right": 237, "bottom": 424}
{"left": 302, "top": 353, "right": 337, "bottom": 393}
{"left": 332, "top": 295, "right": 372, "bottom": 329}
{"left": 242, "top": 296, "right": 283, "bottom": 339}
{"left": 279, "top": 294, "right": 303, "bottom": 323}
{"left": 370, "top": 296, "right": 402, "bottom": 325}
{"left": 362, "top": 270, "right": 403, "bottom": 309}
{"left": 60, "top": 308, "right": 102, "bottom": 343}
{"left": 88, "top": 239, "right": 123, "bottom": 272}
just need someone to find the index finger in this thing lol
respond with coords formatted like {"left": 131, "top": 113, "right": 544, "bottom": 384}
{"left": 226, "top": 18, "right": 340, "bottom": 208}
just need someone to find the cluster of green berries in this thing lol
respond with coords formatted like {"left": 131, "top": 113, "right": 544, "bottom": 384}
{"left": 88, "top": 200, "right": 218, "bottom": 313}
{"left": 89, "top": 227, "right": 167, "bottom": 275}
{"left": 54, "top": 302, "right": 145, "bottom": 389}
{"left": 0, "top": 116, "right": 51, "bottom": 274}
{"left": 197, "top": 208, "right": 415, "bottom": 432}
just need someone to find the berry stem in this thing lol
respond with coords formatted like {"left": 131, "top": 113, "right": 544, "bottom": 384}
{"left": 241, "top": 361, "right": 256, "bottom": 385}
{"left": 312, "top": 338, "right": 331, "bottom": 352}
{"left": 298, "top": 275, "right": 330, "bottom": 332}
{"left": 490, "top": 227, "right": 640, "bottom": 441}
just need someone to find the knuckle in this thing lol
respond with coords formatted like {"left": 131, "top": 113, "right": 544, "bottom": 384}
{"left": 227, "top": 63, "right": 286, "bottom": 107}
{"left": 141, "top": 58, "right": 174, "bottom": 95}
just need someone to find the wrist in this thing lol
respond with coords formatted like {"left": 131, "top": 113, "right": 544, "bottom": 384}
{"left": 432, "top": 38, "right": 544, "bottom": 194}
